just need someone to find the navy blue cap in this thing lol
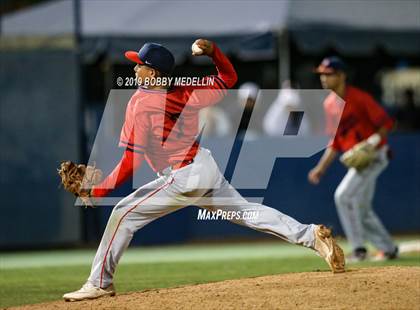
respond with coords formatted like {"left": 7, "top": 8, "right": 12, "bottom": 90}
{"left": 125, "top": 43, "right": 175, "bottom": 74}
{"left": 315, "top": 56, "right": 346, "bottom": 74}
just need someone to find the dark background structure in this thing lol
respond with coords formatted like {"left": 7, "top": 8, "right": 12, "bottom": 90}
{"left": 1, "top": 0, "right": 419, "bottom": 248}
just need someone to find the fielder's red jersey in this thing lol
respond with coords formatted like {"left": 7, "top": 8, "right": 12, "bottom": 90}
{"left": 92, "top": 44, "right": 237, "bottom": 197}
{"left": 325, "top": 85, "right": 394, "bottom": 152}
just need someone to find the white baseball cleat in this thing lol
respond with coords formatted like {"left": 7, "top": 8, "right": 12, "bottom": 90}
{"left": 63, "top": 282, "right": 116, "bottom": 302}
{"left": 314, "top": 225, "right": 345, "bottom": 273}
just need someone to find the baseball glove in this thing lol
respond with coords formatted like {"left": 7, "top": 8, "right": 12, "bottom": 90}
{"left": 57, "top": 161, "right": 102, "bottom": 207}
{"left": 340, "top": 141, "right": 376, "bottom": 171}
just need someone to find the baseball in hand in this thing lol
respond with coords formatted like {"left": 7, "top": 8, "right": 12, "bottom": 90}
{"left": 191, "top": 43, "right": 204, "bottom": 55}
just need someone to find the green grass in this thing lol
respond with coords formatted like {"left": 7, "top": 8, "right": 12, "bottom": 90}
{"left": 1, "top": 241, "right": 419, "bottom": 308}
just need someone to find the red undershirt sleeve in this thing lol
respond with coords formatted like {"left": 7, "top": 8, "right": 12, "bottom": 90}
{"left": 210, "top": 43, "right": 238, "bottom": 89}
{"left": 185, "top": 44, "right": 238, "bottom": 109}
{"left": 91, "top": 148, "right": 144, "bottom": 198}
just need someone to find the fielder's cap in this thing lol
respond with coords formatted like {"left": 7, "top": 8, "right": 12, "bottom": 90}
{"left": 315, "top": 56, "right": 346, "bottom": 74}
{"left": 125, "top": 43, "right": 175, "bottom": 74}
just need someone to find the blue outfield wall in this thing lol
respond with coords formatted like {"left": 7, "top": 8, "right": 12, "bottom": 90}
{"left": 1, "top": 133, "right": 418, "bottom": 248}
{"left": 0, "top": 51, "right": 82, "bottom": 249}
{"left": 93, "top": 134, "right": 420, "bottom": 246}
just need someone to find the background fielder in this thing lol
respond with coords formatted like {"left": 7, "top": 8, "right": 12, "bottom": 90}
{"left": 308, "top": 57, "right": 398, "bottom": 262}
{"left": 62, "top": 39, "right": 344, "bottom": 301}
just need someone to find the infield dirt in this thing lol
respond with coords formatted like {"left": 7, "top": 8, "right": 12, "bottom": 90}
{"left": 10, "top": 266, "right": 420, "bottom": 309}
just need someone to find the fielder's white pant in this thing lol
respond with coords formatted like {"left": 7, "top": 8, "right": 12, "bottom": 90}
{"left": 334, "top": 145, "right": 395, "bottom": 253}
{"left": 88, "top": 148, "right": 316, "bottom": 288}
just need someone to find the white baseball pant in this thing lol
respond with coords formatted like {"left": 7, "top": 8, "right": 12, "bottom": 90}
{"left": 88, "top": 148, "right": 317, "bottom": 288}
{"left": 334, "top": 145, "right": 395, "bottom": 253}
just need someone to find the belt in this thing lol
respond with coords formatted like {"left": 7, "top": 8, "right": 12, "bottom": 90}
{"left": 158, "top": 159, "right": 194, "bottom": 176}
{"left": 171, "top": 159, "right": 194, "bottom": 170}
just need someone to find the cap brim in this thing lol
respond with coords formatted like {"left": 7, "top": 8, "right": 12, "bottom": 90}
{"left": 314, "top": 65, "right": 337, "bottom": 74}
{"left": 125, "top": 51, "right": 144, "bottom": 64}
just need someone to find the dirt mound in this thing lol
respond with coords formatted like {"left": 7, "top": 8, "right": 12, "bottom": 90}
{"left": 12, "top": 266, "right": 420, "bottom": 310}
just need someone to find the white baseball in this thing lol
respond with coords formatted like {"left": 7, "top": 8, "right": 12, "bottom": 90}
{"left": 191, "top": 43, "right": 203, "bottom": 55}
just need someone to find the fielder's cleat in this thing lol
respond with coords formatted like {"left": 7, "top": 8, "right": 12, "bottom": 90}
{"left": 314, "top": 225, "right": 345, "bottom": 273}
{"left": 370, "top": 246, "right": 399, "bottom": 262}
{"left": 346, "top": 254, "right": 366, "bottom": 264}
{"left": 346, "top": 247, "right": 368, "bottom": 264}
{"left": 63, "top": 282, "right": 116, "bottom": 302}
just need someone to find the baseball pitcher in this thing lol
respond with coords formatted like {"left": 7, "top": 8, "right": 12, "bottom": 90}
{"left": 61, "top": 40, "right": 345, "bottom": 301}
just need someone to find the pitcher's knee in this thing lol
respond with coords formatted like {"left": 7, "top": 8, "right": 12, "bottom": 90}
{"left": 110, "top": 205, "right": 127, "bottom": 219}
{"left": 108, "top": 202, "right": 138, "bottom": 225}
{"left": 108, "top": 207, "right": 140, "bottom": 235}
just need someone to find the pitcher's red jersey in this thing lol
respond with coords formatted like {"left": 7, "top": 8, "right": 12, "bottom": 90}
{"left": 92, "top": 44, "right": 237, "bottom": 198}
{"left": 119, "top": 44, "right": 237, "bottom": 172}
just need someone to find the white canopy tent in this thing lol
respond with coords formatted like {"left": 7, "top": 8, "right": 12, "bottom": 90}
{"left": 2, "top": 0, "right": 419, "bottom": 82}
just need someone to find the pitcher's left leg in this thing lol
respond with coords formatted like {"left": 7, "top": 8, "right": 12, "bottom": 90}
{"left": 196, "top": 150, "right": 344, "bottom": 272}
{"left": 201, "top": 179, "right": 344, "bottom": 272}
{"left": 205, "top": 179, "right": 316, "bottom": 247}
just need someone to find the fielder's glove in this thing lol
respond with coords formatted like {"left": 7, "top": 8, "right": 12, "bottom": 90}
{"left": 339, "top": 141, "right": 376, "bottom": 172}
{"left": 57, "top": 161, "right": 102, "bottom": 207}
